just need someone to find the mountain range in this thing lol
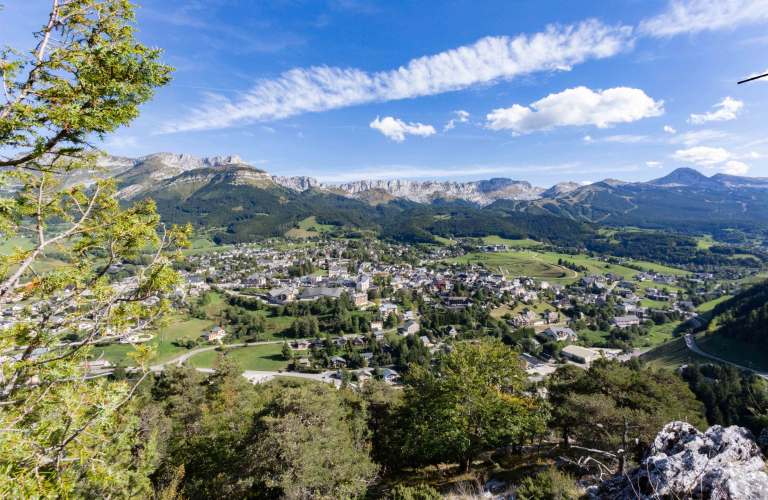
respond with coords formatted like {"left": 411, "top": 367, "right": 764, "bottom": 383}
{"left": 98, "top": 152, "right": 768, "bottom": 204}
{"left": 79, "top": 152, "right": 768, "bottom": 244}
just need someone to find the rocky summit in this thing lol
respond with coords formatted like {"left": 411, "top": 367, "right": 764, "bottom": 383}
{"left": 589, "top": 422, "right": 768, "bottom": 500}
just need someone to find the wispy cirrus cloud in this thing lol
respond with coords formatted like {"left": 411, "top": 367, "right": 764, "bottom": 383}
{"left": 639, "top": 0, "right": 768, "bottom": 37}
{"left": 158, "top": 20, "right": 633, "bottom": 133}
{"left": 485, "top": 87, "right": 663, "bottom": 134}
{"left": 667, "top": 129, "right": 730, "bottom": 146}
{"left": 602, "top": 135, "right": 652, "bottom": 143}
{"left": 103, "top": 135, "right": 138, "bottom": 149}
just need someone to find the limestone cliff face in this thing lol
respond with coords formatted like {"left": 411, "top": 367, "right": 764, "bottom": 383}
{"left": 270, "top": 175, "right": 546, "bottom": 205}
{"left": 270, "top": 175, "right": 326, "bottom": 192}
{"left": 333, "top": 178, "right": 544, "bottom": 205}
{"left": 589, "top": 421, "right": 768, "bottom": 500}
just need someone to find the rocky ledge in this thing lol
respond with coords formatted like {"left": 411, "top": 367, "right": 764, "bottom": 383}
{"left": 589, "top": 421, "right": 768, "bottom": 500}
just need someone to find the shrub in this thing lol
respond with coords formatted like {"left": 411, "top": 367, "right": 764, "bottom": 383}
{"left": 516, "top": 469, "right": 582, "bottom": 500}
{"left": 389, "top": 484, "right": 444, "bottom": 500}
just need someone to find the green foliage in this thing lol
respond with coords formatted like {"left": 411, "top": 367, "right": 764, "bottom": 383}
{"left": 395, "top": 340, "right": 546, "bottom": 471}
{"left": 146, "top": 361, "right": 261, "bottom": 498}
{"left": 680, "top": 363, "right": 768, "bottom": 435}
{"left": 0, "top": 2, "right": 185, "bottom": 497}
{"left": 548, "top": 359, "right": 705, "bottom": 458}
{"left": 710, "top": 280, "right": 768, "bottom": 346}
{"left": 389, "top": 483, "right": 444, "bottom": 500}
{"left": 0, "top": 1, "right": 173, "bottom": 165}
{"left": 386, "top": 312, "right": 398, "bottom": 329}
{"left": 247, "top": 384, "right": 378, "bottom": 499}
{"left": 516, "top": 469, "right": 582, "bottom": 500}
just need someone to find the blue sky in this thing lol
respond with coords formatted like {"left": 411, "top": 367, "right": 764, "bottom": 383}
{"left": 6, "top": 0, "right": 768, "bottom": 187}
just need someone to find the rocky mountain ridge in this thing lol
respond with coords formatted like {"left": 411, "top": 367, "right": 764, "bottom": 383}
{"left": 92, "top": 152, "right": 768, "bottom": 206}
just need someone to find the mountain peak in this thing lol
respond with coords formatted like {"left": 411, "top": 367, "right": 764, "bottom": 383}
{"left": 647, "top": 168, "right": 724, "bottom": 189}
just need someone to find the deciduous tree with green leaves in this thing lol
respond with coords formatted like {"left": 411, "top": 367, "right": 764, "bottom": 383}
{"left": 398, "top": 339, "right": 546, "bottom": 472}
{"left": 0, "top": 1, "right": 187, "bottom": 497}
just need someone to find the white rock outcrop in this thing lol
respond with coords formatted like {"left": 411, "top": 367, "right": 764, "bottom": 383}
{"left": 589, "top": 421, "right": 768, "bottom": 500}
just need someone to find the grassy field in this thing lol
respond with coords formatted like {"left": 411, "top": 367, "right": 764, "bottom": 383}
{"left": 88, "top": 315, "right": 217, "bottom": 366}
{"left": 480, "top": 236, "right": 540, "bottom": 248}
{"left": 192, "top": 344, "right": 288, "bottom": 371}
{"left": 0, "top": 236, "right": 41, "bottom": 253}
{"left": 285, "top": 216, "right": 336, "bottom": 238}
{"left": 446, "top": 251, "right": 569, "bottom": 280}
{"left": 181, "top": 244, "right": 232, "bottom": 256}
{"left": 641, "top": 336, "right": 715, "bottom": 371}
{"left": 694, "top": 332, "right": 768, "bottom": 372}
{"left": 647, "top": 321, "right": 685, "bottom": 345}
{"left": 189, "top": 349, "right": 218, "bottom": 368}
{"left": 532, "top": 250, "right": 690, "bottom": 280}
{"left": 86, "top": 343, "right": 138, "bottom": 365}
{"left": 435, "top": 236, "right": 456, "bottom": 245}
{"left": 695, "top": 295, "right": 730, "bottom": 312}
{"left": 576, "top": 329, "right": 611, "bottom": 345}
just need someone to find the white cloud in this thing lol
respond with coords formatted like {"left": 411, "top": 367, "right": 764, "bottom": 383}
{"left": 639, "top": 0, "right": 768, "bottom": 37}
{"left": 159, "top": 20, "right": 633, "bottom": 133}
{"left": 740, "top": 151, "right": 762, "bottom": 158}
{"left": 646, "top": 161, "right": 663, "bottom": 167}
{"left": 104, "top": 135, "right": 138, "bottom": 149}
{"left": 672, "top": 146, "right": 755, "bottom": 174}
{"left": 672, "top": 146, "right": 732, "bottom": 165}
{"left": 723, "top": 160, "right": 749, "bottom": 174}
{"left": 261, "top": 126, "right": 276, "bottom": 133}
{"left": 580, "top": 180, "right": 594, "bottom": 185}
{"left": 667, "top": 129, "right": 729, "bottom": 146}
{"left": 444, "top": 110, "right": 470, "bottom": 131}
{"left": 583, "top": 135, "right": 594, "bottom": 142}
{"left": 603, "top": 135, "right": 651, "bottom": 143}
{"left": 743, "top": 68, "right": 768, "bottom": 82}
{"left": 688, "top": 97, "right": 743, "bottom": 124}
{"left": 664, "top": 125, "right": 676, "bottom": 133}
{"left": 485, "top": 86, "right": 663, "bottom": 134}
{"left": 370, "top": 116, "right": 436, "bottom": 142}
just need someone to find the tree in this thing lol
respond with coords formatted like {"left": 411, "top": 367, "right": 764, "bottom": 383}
{"left": 398, "top": 339, "right": 544, "bottom": 471}
{"left": 245, "top": 384, "right": 378, "bottom": 499}
{"left": 386, "top": 312, "right": 398, "bottom": 329}
{"left": 145, "top": 360, "right": 260, "bottom": 499}
{"left": 282, "top": 341, "right": 292, "bottom": 360}
{"left": 0, "top": 1, "right": 182, "bottom": 497}
{"left": 547, "top": 359, "right": 705, "bottom": 463}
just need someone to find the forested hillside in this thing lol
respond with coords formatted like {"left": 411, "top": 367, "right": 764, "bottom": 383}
{"left": 489, "top": 182, "right": 768, "bottom": 243}
{"left": 710, "top": 281, "right": 768, "bottom": 346}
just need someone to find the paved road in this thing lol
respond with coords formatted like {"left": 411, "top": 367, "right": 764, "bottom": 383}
{"left": 684, "top": 334, "right": 768, "bottom": 380}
